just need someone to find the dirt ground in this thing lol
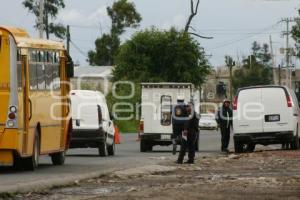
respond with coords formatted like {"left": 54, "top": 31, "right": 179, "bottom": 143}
{"left": 5, "top": 150, "right": 300, "bottom": 200}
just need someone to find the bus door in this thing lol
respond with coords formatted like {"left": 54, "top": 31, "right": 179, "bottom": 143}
{"left": 21, "top": 50, "right": 30, "bottom": 156}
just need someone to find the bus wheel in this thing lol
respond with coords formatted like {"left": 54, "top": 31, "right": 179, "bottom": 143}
{"left": 13, "top": 154, "right": 23, "bottom": 171}
{"left": 23, "top": 133, "right": 40, "bottom": 171}
{"left": 50, "top": 151, "right": 66, "bottom": 165}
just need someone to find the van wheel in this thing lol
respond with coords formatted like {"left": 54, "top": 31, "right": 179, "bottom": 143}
{"left": 148, "top": 144, "right": 153, "bottom": 152}
{"left": 234, "top": 140, "right": 244, "bottom": 153}
{"left": 291, "top": 129, "right": 299, "bottom": 150}
{"left": 247, "top": 144, "right": 255, "bottom": 152}
{"left": 107, "top": 142, "right": 115, "bottom": 156}
{"left": 140, "top": 140, "right": 148, "bottom": 152}
{"left": 99, "top": 137, "right": 108, "bottom": 157}
{"left": 50, "top": 151, "right": 66, "bottom": 165}
{"left": 23, "top": 133, "right": 40, "bottom": 171}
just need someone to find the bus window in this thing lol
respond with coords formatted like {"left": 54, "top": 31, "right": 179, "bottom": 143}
{"left": 52, "top": 63, "right": 60, "bottom": 90}
{"left": 48, "top": 51, "right": 54, "bottom": 63}
{"left": 37, "top": 64, "right": 45, "bottom": 90}
{"left": 29, "top": 64, "right": 38, "bottom": 90}
{"left": 30, "top": 50, "right": 37, "bottom": 62}
{"left": 45, "top": 64, "right": 52, "bottom": 90}
{"left": 161, "top": 95, "right": 172, "bottom": 126}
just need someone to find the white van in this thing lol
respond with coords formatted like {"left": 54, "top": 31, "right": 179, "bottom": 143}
{"left": 139, "top": 83, "right": 200, "bottom": 152}
{"left": 233, "top": 86, "right": 300, "bottom": 153}
{"left": 70, "top": 90, "right": 115, "bottom": 156}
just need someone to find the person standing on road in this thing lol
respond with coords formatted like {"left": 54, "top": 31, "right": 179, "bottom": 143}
{"left": 216, "top": 99, "right": 233, "bottom": 153}
{"left": 177, "top": 104, "right": 200, "bottom": 164}
{"left": 172, "top": 96, "right": 189, "bottom": 155}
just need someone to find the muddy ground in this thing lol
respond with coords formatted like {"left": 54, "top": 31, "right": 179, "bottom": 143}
{"left": 4, "top": 150, "right": 300, "bottom": 200}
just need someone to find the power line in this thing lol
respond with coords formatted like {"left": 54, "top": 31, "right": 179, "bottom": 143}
{"left": 70, "top": 40, "right": 89, "bottom": 59}
{"left": 207, "top": 23, "right": 281, "bottom": 51}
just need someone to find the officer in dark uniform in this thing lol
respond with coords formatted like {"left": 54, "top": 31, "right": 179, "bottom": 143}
{"left": 172, "top": 96, "right": 189, "bottom": 155}
{"left": 177, "top": 104, "right": 199, "bottom": 164}
{"left": 216, "top": 99, "right": 233, "bottom": 153}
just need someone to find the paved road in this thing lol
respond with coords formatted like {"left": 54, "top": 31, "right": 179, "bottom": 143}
{"left": 0, "top": 130, "right": 262, "bottom": 193}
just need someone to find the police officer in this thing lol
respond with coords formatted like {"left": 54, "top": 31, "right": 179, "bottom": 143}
{"left": 216, "top": 99, "right": 233, "bottom": 153}
{"left": 172, "top": 96, "right": 189, "bottom": 155}
{"left": 177, "top": 104, "right": 199, "bottom": 164}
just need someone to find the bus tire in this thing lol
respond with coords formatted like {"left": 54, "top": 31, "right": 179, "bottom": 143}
{"left": 50, "top": 151, "right": 66, "bottom": 165}
{"left": 13, "top": 154, "right": 23, "bottom": 171}
{"left": 23, "top": 133, "right": 40, "bottom": 171}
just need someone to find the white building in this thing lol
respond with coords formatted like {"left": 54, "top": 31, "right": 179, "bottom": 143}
{"left": 71, "top": 66, "right": 114, "bottom": 92}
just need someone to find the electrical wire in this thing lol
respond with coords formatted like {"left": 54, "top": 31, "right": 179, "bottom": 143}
{"left": 70, "top": 40, "right": 89, "bottom": 59}
{"left": 206, "top": 23, "right": 282, "bottom": 51}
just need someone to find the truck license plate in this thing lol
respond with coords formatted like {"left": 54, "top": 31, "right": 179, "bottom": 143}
{"left": 161, "top": 135, "right": 171, "bottom": 140}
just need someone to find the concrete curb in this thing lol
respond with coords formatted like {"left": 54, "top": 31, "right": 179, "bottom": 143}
{"left": 0, "top": 167, "right": 119, "bottom": 195}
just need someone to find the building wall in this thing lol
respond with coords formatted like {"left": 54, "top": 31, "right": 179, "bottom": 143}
{"left": 71, "top": 77, "right": 113, "bottom": 93}
{"left": 201, "top": 66, "right": 233, "bottom": 113}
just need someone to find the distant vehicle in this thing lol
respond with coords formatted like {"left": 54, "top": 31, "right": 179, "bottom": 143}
{"left": 139, "top": 83, "right": 200, "bottom": 152}
{"left": 70, "top": 90, "right": 115, "bottom": 156}
{"left": 199, "top": 113, "right": 218, "bottom": 130}
{"left": 0, "top": 26, "right": 73, "bottom": 170}
{"left": 233, "top": 86, "right": 300, "bottom": 153}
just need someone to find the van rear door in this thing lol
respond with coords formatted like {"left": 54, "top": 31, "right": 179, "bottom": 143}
{"left": 71, "top": 92, "right": 99, "bottom": 130}
{"left": 262, "top": 87, "right": 292, "bottom": 132}
{"left": 234, "top": 88, "right": 263, "bottom": 133}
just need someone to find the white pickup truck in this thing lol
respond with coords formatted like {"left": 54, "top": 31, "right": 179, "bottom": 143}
{"left": 139, "top": 83, "right": 200, "bottom": 152}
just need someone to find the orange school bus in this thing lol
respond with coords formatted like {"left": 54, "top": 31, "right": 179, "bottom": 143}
{"left": 0, "top": 26, "right": 73, "bottom": 170}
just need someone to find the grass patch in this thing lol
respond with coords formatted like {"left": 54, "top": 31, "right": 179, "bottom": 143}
{"left": 114, "top": 120, "right": 139, "bottom": 133}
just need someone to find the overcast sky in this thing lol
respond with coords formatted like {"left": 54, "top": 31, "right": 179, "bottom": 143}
{"left": 1, "top": 0, "right": 300, "bottom": 67}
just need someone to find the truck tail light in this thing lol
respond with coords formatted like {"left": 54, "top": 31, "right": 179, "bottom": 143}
{"left": 233, "top": 96, "right": 238, "bottom": 110}
{"left": 139, "top": 120, "right": 144, "bottom": 133}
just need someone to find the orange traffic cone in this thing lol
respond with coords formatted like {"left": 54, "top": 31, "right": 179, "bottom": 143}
{"left": 114, "top": 126, "right": 121, "bottom": 144}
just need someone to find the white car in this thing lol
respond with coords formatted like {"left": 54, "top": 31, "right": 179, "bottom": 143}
{"left": 199, "top": 113, "right": 218, "bottom": 130}
{"left": 233, "top": 85, "right": 300, "bottom": 153}
{"left": 69, "top": 90, "right": 115, "bottom": 156}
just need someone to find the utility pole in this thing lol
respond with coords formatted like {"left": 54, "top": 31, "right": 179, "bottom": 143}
{"left": 38, "top": 0, "right": 44, "bottom": 39}
{"left": 269, "top": 35, "right": 278, "bottom": 84}
{"left": 279, "top": 64, "right": 282, "bottom": 85}
{"left": 280, "top": 18, "right": 294, "bottom": 88}
{"left": 66, "top": 25, "right": 70, "bottom": 54}
{"left": 225, "top": 56, "right": 235, "bottom": 103}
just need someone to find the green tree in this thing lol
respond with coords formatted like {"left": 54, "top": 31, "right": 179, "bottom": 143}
{"left": 88, "top": 34, "right": 120, "bottom": 66}
{"left": 232, "top": 42, "right": 273, "bottom": 91}
{"left": 23, "top": 0, "right": 66, "bottom": 39}
{"left": 292, "top": 9, "right": 300, "bottom": 58}
{"left": 88, "top": 0, "right": 142, "bottom": 66}
{"left": 113, "top": 28, "right": 210, "bottom": 87}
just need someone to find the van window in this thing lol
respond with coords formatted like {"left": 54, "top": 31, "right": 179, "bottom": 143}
{"left": 161, "top": 95, "right": 172, "bottom": 126}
